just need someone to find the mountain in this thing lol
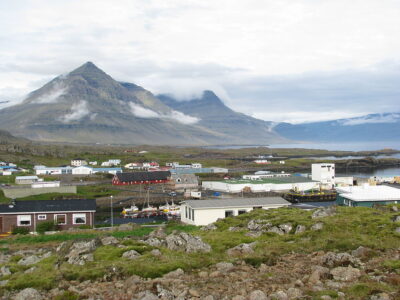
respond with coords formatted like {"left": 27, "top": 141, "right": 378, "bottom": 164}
{"left": 274, "top": 113, "right": 400, "bottom": 142}
{"left": 158, "top": 91, "right": 284, "bottom": 145}
{"left": 0, "top": 62, "right": 285, "bottom": 145}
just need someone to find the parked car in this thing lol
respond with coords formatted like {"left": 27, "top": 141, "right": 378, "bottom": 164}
{"left": 168, "top": 192, "right": 177, "bottom": 196}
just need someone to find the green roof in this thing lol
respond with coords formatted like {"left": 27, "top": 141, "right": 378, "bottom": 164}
{"left": 223, "top": 176, "right": 316, "bottom": 184}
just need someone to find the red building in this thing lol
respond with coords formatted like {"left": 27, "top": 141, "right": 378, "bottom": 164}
{"left": 112, "top": 171, "right": 171, "bottom": 185}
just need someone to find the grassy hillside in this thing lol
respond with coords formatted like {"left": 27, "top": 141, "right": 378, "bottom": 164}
{"left": 0, "top": 205, "right": 399, "bottom": 299}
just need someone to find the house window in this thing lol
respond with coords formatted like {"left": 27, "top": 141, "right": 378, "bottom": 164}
{"left": 238, "top": 210, "right": 247, "bottom": 215}
{"left": 185, "top": 206, "right": 188, "bottom": 218}
{"left": 225, "top": 210, "right": 234, "bottom": 217}
{"left": 38, "top": 214, "right": 46, "bottom": 220}
{"left": 73, "top": 213, "right": 86, "bottom": 224}
{"left": 55, "top": 214, "right": 67, "bottom": 225}
{"left": 191, "top": 209, "right": 195, "bottom": 221}
{"left": 17, "top": 215, "right": 31, "bottom": 226}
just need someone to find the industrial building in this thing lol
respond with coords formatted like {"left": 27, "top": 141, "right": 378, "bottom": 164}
{"left": 336, "top": 185, "right": 400, "bottom": 207}
{"left": 180, "top": 197, "right": 290, "bottom": 226}
{"left": 202, "top": 176, "right": 318, "bottom": 193}
{"left": 312, "top": 163, "right": 335, "bottom": 188}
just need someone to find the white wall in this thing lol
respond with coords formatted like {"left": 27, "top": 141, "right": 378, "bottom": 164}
{"left": 72, "top": 166, "right": 93, "bottom": 175}
{"left": 202, "top": 181, "right": 317, "bottom": 193}
{"left": 312, "top": 164, "right": 335, "bottom": 185}
{"left": 181, "top": 204, "right": 288, "bottom": 226}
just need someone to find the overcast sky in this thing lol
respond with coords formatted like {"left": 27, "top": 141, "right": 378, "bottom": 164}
{"left": 1, "top": 0, "right": 399, "bottom": 123}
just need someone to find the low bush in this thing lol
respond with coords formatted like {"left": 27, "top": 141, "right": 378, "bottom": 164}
{"left": 11, "top": 227, "right": 29, "bottom": 235}
{"left": 36, "top": 221, "right": 59, "bottom": 234}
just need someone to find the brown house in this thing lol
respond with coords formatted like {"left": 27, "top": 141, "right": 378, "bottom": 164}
{"left": 0, "top": 199, "right": 96, "bottom": 233}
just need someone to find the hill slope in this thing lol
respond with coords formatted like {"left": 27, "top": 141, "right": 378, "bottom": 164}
{"left": 274, "top": 113, "right": 400, "bottom": 142}
{"left": 158, "top": 91, "right": 285, "bottom": 145}
{"left": 1, "top": 63, "right": 283, "bottom": 145}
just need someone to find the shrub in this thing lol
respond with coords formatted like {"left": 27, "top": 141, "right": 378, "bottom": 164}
{"left": 36, "top": 221, "right": 59, "bottom": 234}
{"left": 11, "top": 227, "right": 29, "bottom": 235}
{"left": 54, "top": 291, "right": 79, "bottom": 300}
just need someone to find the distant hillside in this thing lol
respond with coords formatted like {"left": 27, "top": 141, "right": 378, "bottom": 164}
{"left": 0, "top": 62, "right": 285, "bottom": 146}
{"left": 274, "top": 113, "right": 400, "bottom": 142}
{"left": 158, "top": 91, "right": 285, "bottom": 145}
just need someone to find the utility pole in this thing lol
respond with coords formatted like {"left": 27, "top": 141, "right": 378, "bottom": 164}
{"left": 110, "top": 195, "right": 114, "bottom": 227}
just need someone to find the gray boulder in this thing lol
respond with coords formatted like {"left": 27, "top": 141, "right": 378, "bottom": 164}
{"left": 279, "top": 223, "right": 293, "bottom": 234}
{"left": 330, "top": 266, "right": 361, "bottom": 281}
{"left": 270, "top": 290, "right": 288, "bottom": 300}
{"left": 0, "top": 266, "right": 11, "bottom": 276}
{"left": 320, "top": 252, "right": 361, "bottom": 267}
{"left": 369, "top": 293, "right": 391, "bottom": 300}
{"left": 391, "top": 206, "right": 398, "bottom": 212}
{"left": 249, "top": 290, "right": 268, "bottom": 300}
{"left": 163, "top": 268, "right": 184, "bottom": 279}
{"left": 13, "top": 288, "right": 42, "bottom": 300}
{"left": 267, "top": 226, "right": 285, "bottom": 235}
{"left": 144, "top": 237, "right": 166, "bottom": 247}
{"left": 165, "top": 232, "right": 211, "bottom": 253}
{"left": 122, "top": 250, "right": 141, "bottom": 260}
{"left": 65, "top": 239, "right": 99, "bottom": 265}
{"left": 201, "top": 223, "right": 217, "bottom": 231}
{"left": 312, "top": 207, "right": 336, "bottom": 219}
{"left": 294, "top": 225, "right": 306, "bottom": 234}
{"left": 17, "top": 255, "right": 41, "bottom": 266}
{"left": 395, "top": 227, "right": 400, "bottom": 234}
{"left": 226, "top": 242, "right": 256, "bottom": 256}
{"left": 393, "top": 215, "right": 400, "bottom": 222}
{"left": 247, "top": 219, "right": 272, "bottom": 231}
{"left": 215, "top": 262, "right": 234, "bottom": 273}
{"left": 311, "top": 222, "right": 324, "bottom": 231}
{"left": 101, "top": 236, "right": 119, "bottom": 246}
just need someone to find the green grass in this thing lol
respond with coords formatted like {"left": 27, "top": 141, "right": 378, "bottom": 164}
{"left": 0, "top": 228, "right": 154, "bottom": 245}
{"left": 1, "top": 205, "right": 400, "bottom": 292}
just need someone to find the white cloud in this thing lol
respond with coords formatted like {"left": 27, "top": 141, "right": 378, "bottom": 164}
{"left": 339, "top": 114, "right": 400, "bottom": 126}
{"left": 129, "top": 102, "right": 160, "bottom": 118}
{"left": 168, "top": 110, "right": 199, "bottom": 125}
{"left": 129, "top": 102, "right": 199, "bottom": 124}
{"left": 59, "top": 100, "right": 91, "bottom": 123}
{"left": 1, "top": 1, "right": 400, "bottom": 123}
{"left": 32, "top": 82, "right": 67, "bottom": 104}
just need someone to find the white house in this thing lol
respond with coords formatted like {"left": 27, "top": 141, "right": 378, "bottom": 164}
{"left": 89, "top": 161, "right": 98, "bottom": 166}
{"left": 34, "top": 166, "right": 73, "bottom": 175}
{"left": 191, "top": 163, "right": 202, "bottom": 169}
{"left": 180, "top": 197, "right": 290, "bottom": 226}
{"left": 71, "top": 159, "right": 88, "bottom": 167}
{"left": 336, "top": 185, "right": 400, "bottom": 207}
{"left": 108, "top": 159, "right": 121, "bottom": 166}
{"left": 31, "top": 181, "right": 61, "bottom": 188}
{"left": 312, "top": 163, "right": 335, "bottom": 187}
{"left": 72, "top": 166, "right": 93, "bottom": 175}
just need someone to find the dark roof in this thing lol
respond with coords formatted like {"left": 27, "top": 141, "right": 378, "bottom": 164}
{"left": 115, "top": 171, "right": 170, "bottom": 182}
{"left": 183, "top": 197, "right": 290, "bottom": 209}
{"left": 0, "top": 199, "right": 96, "bottom": 214}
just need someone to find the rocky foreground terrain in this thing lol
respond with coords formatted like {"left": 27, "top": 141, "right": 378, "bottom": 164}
{"left": 0, "top": 206, "right": 399, "bottom": 299}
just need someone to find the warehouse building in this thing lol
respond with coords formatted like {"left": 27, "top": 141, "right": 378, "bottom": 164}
{"left": 336, "top": 185, "right": 400, "bottom": 207}
{"left": 181, "top": 197, "right": 290, "bottom": 226}
{"left": 202, "top": 176, "right": 318, "bottom": 193}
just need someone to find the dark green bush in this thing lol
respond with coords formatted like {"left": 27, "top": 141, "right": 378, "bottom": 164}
{"left": 11, "top": 227, "right": 29, "bottom": 235}
{"left": 36, "top": 221, "right": 59, "bottom": 234}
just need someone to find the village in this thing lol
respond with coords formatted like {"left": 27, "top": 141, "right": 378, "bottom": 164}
{"left": 0, "top": 155, "right": 399, "bottom": 235}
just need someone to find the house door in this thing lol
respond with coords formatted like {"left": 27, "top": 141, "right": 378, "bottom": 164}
{"left": 0, "top": 217, "right": 3, "bottom": 233}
